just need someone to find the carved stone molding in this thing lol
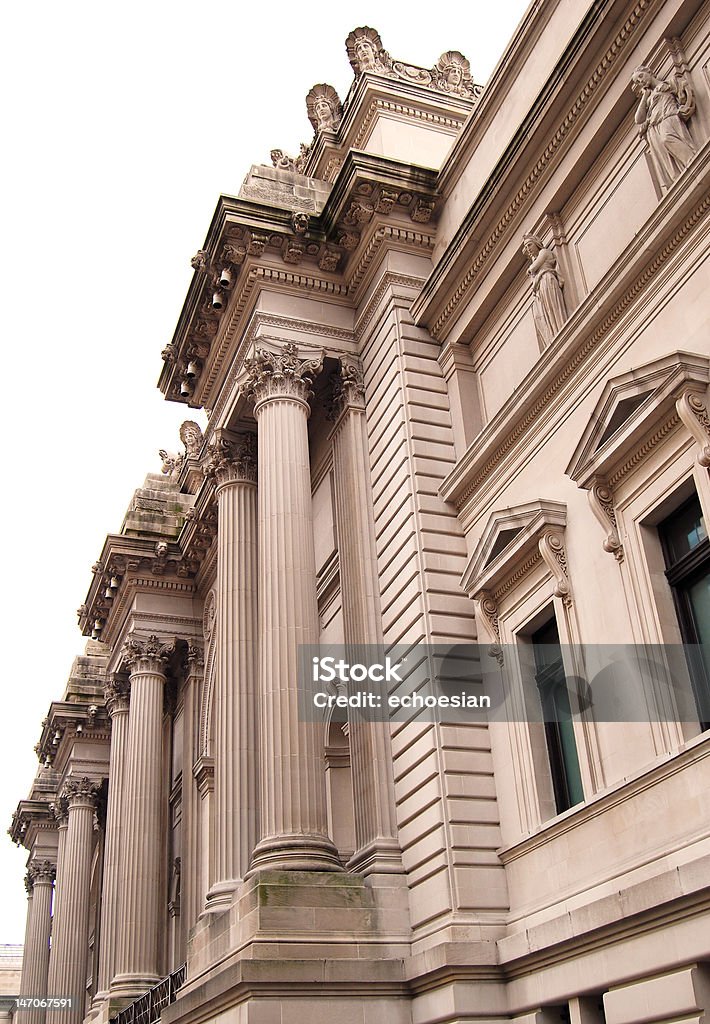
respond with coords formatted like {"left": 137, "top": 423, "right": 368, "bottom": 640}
{"left": 676, "top": 388, "right": 710, "bottom": 468}
{"left": 204, "top": 433, "right": 257, "bottom": 489}
{"left": 587, "top": 477, "right": 623, "bottom": 562}
{"left": 28, "top": 859, "right": 56, "bottom": 885}
{"left": 123, "top": 634, "right": 174, "bottom": 674}
{"left": 241, "top": 342, "right": 323, "bottom": 409}
{"left": 62, "top": 776, "right": 100, "bottom": 808}
{"left": 104, "top": 677, "right": 131, "bottom": 717}
{"left": 538, "top": 529, "right": 572, "bottom": 607}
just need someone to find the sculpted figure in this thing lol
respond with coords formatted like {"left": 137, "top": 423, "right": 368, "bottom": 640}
{"left": 159, "top": 449, "right": 183, "bottom": 476}
{"left": 345, "top": 27, "right": 390, "bottom": 75}
{"left": 306, "top": 84, "right": 343, "bottom": 133}
{"left": 180, "top": 420, "right": 204, "bottom": 459}
{"left": 432, "top": 51, "right": 476, "bottom": 98}
{"left": 631, "top": 65, "right": 696, "bottom": 189}
{"left": 522, "top": 233, "right": 568, "bottom": 348}
{"left": 270, "top": 144, "right": 310, "bottom": 174}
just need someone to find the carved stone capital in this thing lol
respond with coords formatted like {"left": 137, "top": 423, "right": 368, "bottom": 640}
{"left": 63, "top": 776, "right": 100, "bottom": 809}
{"left": 186, "top": 641, "right": 205, "bottom": 672}
{"left": 50, "top": 796, "right": 69, "bottom": 827}
{"left": 123, "top": 633, "right": 173, "bottom": 675}
{"left": 205, "top": 434, "right": 257, "bottom": 489}
{"left": 538, "top": 529, "right": 572, "bottom": 606}
{"left": 676, "top": 388, "right": 710, "bottom": 467}
{"left": 28, "top": 859, "right": 56, "bottom": 885}
{"left": 328, "top": 358, "right": 366, "bottom": 420}
{"left": 104, "top": 677, "right": 131, "bottom": 717}
{"left": 242, "top": 342, "right": 323, "bottom": 411}
{"left": 587, "top": 477, "right": 623, "bottom": 561}
{"left": 24, "top": 871, "right": 34, "bottom": 895}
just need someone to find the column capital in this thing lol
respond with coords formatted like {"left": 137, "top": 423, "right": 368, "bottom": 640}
{"left": 28, "top": 859, "right": 56, "bottom": 885}
{"left": 62, "top": 776, "right": 100, "bottom": 809}
{"left": 242, "top": 342, "right": 323, "bottom": 411}
{"left": 104, "top": 677, "right": 130, "bottom": 717}
{"left": 204, "top": 433, "right": 257, "bottom": 489}
{"left": 50, "top": 796, "right": 69, "bottom": 828}
{"left": 122, "top": 633, "right": 173, "bottom": 675}
{"left": 24, "top": 871, "right": 34, "bottom": 894}
{"left": 328, "top": 357, "right": 366, "bottom": 422}
{"left": 186, "top": 640, "right": 205, "bottom": 671}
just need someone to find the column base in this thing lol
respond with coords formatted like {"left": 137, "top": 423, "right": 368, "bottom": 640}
{"left": 203, "top": 879, "right": 240, "bottom": 913}
{"left": 109, "top": 975, "right": 161, "bottom": 1001}
{"left": 347, "top": 837, "right": 405, "bottom": 876}
{"left": 248, "top": 834, "right": 343, "bottom": 873}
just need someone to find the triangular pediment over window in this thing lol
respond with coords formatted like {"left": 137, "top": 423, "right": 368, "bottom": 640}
{"left": 461, "top": 499, "right": 567, "bottom": 597}
{"left": 566, "top": 352, "right": 710, "bottom": 488}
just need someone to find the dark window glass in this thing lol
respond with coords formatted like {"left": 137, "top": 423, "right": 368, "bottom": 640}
{"left": 659, "top": 495, "right": 710, "bottom": 728}
{"left": 532, "top": 618, "right": 584, "bottom": 813}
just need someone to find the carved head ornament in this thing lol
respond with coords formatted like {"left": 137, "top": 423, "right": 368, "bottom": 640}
{"left": 306, "top": 84, "right": 343, "bottom": 133}
{"left": 345, "top": 26, "right": 389, "bottom": 75}
{"left": 433, "top": 50, "right": 475, "bottom": 97}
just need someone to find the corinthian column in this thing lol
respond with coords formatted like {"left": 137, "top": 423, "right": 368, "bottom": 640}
{"left": 93, "top": 678, "right": 130, "bottom": 1001}
{"left": 204, "top": 434, "right": 258, "bottom": 910}
{"left": 244, "top": 342, "right": 341, "bottom": 872}
{"left": 20, "top": 860, "right": 55, "bottom": 1024}
{"left": 112, "top": 636, "right": 171, "bottom": 997}
{"left": 45, "top": 802, "right": 67, "bottom": 1006}
{"left": 46, "top": 778, "right": 98, "bottom": 1024}
{"left": 330, "top": 360, "right": 403, "bottom": 876}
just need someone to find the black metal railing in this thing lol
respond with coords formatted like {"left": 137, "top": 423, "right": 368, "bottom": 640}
{"left": 110, "top": 964, "right": 186, "bottom": 1024}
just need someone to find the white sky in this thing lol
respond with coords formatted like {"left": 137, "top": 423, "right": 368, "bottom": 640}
{"left": 0, "top": 0, "right": 530, "bottom": 943}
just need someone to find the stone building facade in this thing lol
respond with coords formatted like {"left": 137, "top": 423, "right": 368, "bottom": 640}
{"left": 9, "top": 2, "right": 710, "bottom": 1022}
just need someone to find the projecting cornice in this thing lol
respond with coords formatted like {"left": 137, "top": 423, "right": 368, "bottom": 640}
{"left": 158, "top": 152, "right": 439, "bottom": 412}
{"left": 34, "top": 700, "right": 110, "bottom": 772}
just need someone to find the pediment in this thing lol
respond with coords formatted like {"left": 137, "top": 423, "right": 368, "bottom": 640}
{"left": 566, "top": 352, "right": 710, "bottom": 487}
{"left": 461, "top": 499, "right": 567, "bottom": 597}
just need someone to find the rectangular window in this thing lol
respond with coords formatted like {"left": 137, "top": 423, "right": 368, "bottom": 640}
{"left": 659, "top": 494, "right": 710, "bottom": 729}
{"left": 531, "top": 618, "right": 584, "bottom": 813}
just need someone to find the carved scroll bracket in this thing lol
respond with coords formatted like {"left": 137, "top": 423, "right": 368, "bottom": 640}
{"left": 676, "top": 388, "right": 710, "bottom": 468}
{"left": 474, "top": 590, "right": 504, "bottom": 666}
{"left": 587, "top": 477, "right": 624, "bottom": 562}
{"left": 538, "top": 529, "right": 572, "bottom": 607}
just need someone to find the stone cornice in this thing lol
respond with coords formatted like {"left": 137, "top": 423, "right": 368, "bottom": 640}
{"left": 35, "top": 701, "right": 109, "bottom": 770}
{"left": 160, "top": 152, "right": 438, "bottom": 413}
{"left": 79, "top": 533, "right": 197, "bottom": 645}
{"left": 412, "top": 0, "right": 659, "bottom": 338}
{"left": 9, "top": 799, "right": 54, "bottom": 847}
{"left": 439, "top": 152, "right": 710, "bottom": 520}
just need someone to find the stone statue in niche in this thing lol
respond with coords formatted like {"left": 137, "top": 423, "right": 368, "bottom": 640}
{"left": 522, "top": 233, "right": 568, "bottom": 348}
{"left": 432, "top": 51, "right": 476, "bottom": 98}
{"left": 345, "top": 26, "right": 391, "bottom": 76}
{"left": 305, "top": 84, "right": 343, "bottom": 133}
{"left": 631, "top": 65, "right": 696, "bottom": 189}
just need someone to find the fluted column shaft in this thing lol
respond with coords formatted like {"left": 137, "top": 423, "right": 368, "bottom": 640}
{"left": 94, "top": 680, "right": 130, "bottom": 1000}
{"left": 45, "top": 808, "right": 67, "bottom": 1007}
{"left": 245, "top": 343, "right": 340, "bottom": 872}
{"left": 20, "top": 862, "right": 55, "bottom": 1024}
{"left": 112, "top": 637, "right": 170, "bottom": 996}
{"left": 205, "top": 435, "right": 258, "bottom": 909}
{"left": 47, "top": 780, "right": 98, "bottom": 1024}
{"left": 330, "top": 365, "right": 403, "bottom": 875}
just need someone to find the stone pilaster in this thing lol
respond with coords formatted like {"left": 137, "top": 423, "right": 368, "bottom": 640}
{"left": 18, "top": 872, "right": 34, "bottom": 1004}
{"left": 112, "top": 635, "right": 171, "bottom": 997}
{"left": 19, "top": 860, "right": 55, "bottom": 1024}
{"left": 45, "top": 802, "right": 67, "bottom": 1009}
{"left": 244, "top": 343, "right": 341, "bottom": 872}
{"left": 181, "top": 643, "right": 204, "bottom": 934}
{"left": 204, "top": 434, "right": 258, "bottom": 909}
{"left": 330, "top": 360, "right": 403, "bottom": 876}
{"left": 46, "top": 778, "right": 98, "bottom": 1024}
{"left": 93, "top": 678, "right": 130, "bottom": 1002}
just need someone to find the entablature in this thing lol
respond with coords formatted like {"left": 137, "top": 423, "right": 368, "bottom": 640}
{"left": 34, "top": 698, "right": 110, "bottom": 773}
{"left": 9, "top": 798, "right": 55, "bottom": 849}
{"left": 159, "top": 152, "right": 439, "bottom": 415}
